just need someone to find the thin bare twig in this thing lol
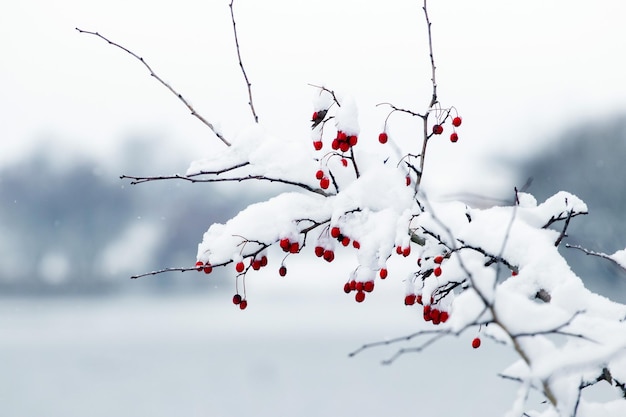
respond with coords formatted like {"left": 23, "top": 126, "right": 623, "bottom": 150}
{"left": 229, "top": 0, "right": 259, "bottom": 123}
{"left": 566, "top": 244, "right": 626, "bottom": 273}
{"left": 75, "top": 28, "right": 231, "bottom": 147}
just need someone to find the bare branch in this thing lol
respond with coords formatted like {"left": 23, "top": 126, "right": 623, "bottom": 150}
{"left": 566, "top": 244, "right": 626, "bottom": 273}
{"left": 120, "top": 173, "right": 330, "bottom": 196}
{"left": 229, "top": 0, "right": 259, "bottom": 123}
{"left": 75, "top": 28, "right": 231, "bottom": 147}
{"left": 422, "top": 0, "right": 438, "bottom": 108}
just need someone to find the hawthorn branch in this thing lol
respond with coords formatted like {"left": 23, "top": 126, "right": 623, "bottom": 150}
{"left": 75, "top": 28, "right": 230, "bottom": 147}
{"left": 229, "top": 0, "right": 259, "bottom": 123}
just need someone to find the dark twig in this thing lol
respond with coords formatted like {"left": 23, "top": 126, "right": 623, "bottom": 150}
{"left": 554, "top": 209, "right": 574, "bottom": 247}
{"left": 229, "top": 0, "right": 259, "bottom": 123}
{"left": 75, "top": 28, "right": 231, "bottom": 147}
{"left": 566, "top": 244, "right": 626, "bottom": 273}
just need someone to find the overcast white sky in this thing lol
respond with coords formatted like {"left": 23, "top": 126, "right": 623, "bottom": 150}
{"left": 2, "top": 0, "right": 626, "bottom": 195}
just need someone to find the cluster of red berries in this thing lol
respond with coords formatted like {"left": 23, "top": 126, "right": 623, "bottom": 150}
{"left": 330, "top": 226, "right": 360, "bottom": 249}
{"left": 315, "top": 169, "right": 331, "bottom": 190}
{"left": 343, "top": 279, "right": 375, "bottom": 303}
{"left": 395, "top": 244, "right": 412, "bottom": 257}
{"left": 331, "top": 131, "right": 358, "bottom": 152}
{"left": 279, "top": 237, "right": 300, "bottom": 254}
{"left": 431, "top": 115, "right": 463, "bottom": 143}
{"left": 404, "top": 293, "right": 450, "bottom": 325}
{"left": 195, "top": 260, "right": 213, "bottom": 274}
{"left": 232, "top": 293, "right": 248, "bottom": 310}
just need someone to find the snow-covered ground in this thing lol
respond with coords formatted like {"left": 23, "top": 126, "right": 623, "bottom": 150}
{"left": 0, "top": 289, "right": 519, "bottom": 417}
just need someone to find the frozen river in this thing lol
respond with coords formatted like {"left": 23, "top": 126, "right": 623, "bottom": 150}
{"left": 0, "top": 287, "right": 518, "bottom": 417}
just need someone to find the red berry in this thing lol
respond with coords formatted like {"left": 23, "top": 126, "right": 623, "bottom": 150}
{"left": 279, "top": 265, "right": 287, "bottom": 276}
{"left": 452, "top": 116, "right": 462, "bottom": 127}
{"left": 348, "top": 135, "right": 358, "bottom": 146}
{"left": 313, "top": 140, "right": 323, "bottom": 150}
{"left": 232, "top": 294, "right": 242, "bottom": 305}
{"left": 430, "top": 308, "right": 441, "bottom": 322}
{"left": 260, "top": 255, "right": 268, "bottom": 267}
{"left": 434, "top": 255, "right": 444, "bottom": 264}
{"left": 416, "top": 294, "right": 423, "bottom": 305}
{"left": 352, "top": 240, "right": 360, "bottom": 249}
{"left": 355, "top": 282, "right": 363, "bottom": 292}
{"left": 396, "top": 246, "right": 403, "bottom": 255}
{"left": 364, "top": 281, "right": 374, "bottom": 293}
{"left": 343, "top": 282, "right": 351, "bottom": 294}
{"left": 341, "top": 236, "right": 350, "bottom": 247}
{"left": 312, "top": 111, "right": 318, "bottom": 121}
{"left": 330, "top": 227, "right": 341, "bottom": 238}
{"left": 337, "top": 131, "right": 347, "bottom": 141}
{"left": 315, "top": 169, "right": 324, "bottom": 180}
{"left": 379, "top": 268, "right": 388, "bottom": 279}
{"left": 512, "top": 270, "right": 518, "bottom": 276}
{"left": 323, "top": 250, "right": 335, "bottom": 263}
{"left": 289, "top": 242, "right": 300, "bottom": 254}
{"left": 331, "top": 139, "right": 340, "bottom": 150}
{"left": 404, "top": 294, "right": 416, "bottom": 306}
{"left": 320, "top": 177, "right": 330, "bottom": 189}
{"left": 378, "top": 132, "right": 388, "bottom": 144}
{"left": 341, "top": 158, "right": 348, "bottom": 167}
{"left": 239, "top": 300, "right": 248, "bottom": 310}
{"left": 423, "top": 305, "right": 432, "bottom": 321}
{"left": 355, "top": 291, "right": 366, "bottom": 303}
{"left": 279, "top": 238, "right": 290, "bottom": 251}
{"left": 402, "top": 246, "right": 411, "bottom": 257}
{"left": 314, "top": 246, "right": 324, "bottom": 257}
{"left": 405, "top": 176, "right": 411, "bottom": 186}
{"left": 472, "top": 337, "right": 481, "bottom": 349}
{"left": 251, "top": 259, "right": 261, "bottom": 270}
{"left": 440, "top": 311, "right": 449, "bottom": 323}
{"left": 195, "top": 261, "right": 204, "bottom": 271}
{"left": 434, "top": 266, "right": 442, "bottom": 277}
{"left": 432, "top": 124, "right": 444, "bottom": 135}
{"left": 450, "top": 132, "right": 459, "bottom": 143}
{"left": 339, "top": 141, "right": 350, "bottom": 152}
{"left": 203, "top": 264, "right": 213, "bottom": 274}
{"left": 235, "top": 261, "right": 245, "bottom": 273}
{"left": 349, "top": 280, "right": 357, "bottom": 291}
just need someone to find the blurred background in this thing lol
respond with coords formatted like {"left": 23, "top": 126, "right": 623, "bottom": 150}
{"left": 1, "top": 0, "right": 626, "bottom": 416}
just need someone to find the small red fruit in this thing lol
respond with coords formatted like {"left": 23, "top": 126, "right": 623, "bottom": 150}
{"left": 355, "top": 282, "right": 364, "bottom": 292}
{"left": 434, "top": 266, "right": 442, "bottom": 277}
{"left": 279, "top": 265, "right": 287, "bottom": 276}
{"left": 251, "top": 259, "right": 261, "bottom": 270}
{"left": 396, "top": 246, "right": 403, "bottom": 255}
{"left": 341, "top": 158, "right": 348, "bottom": 167}
{"left": 434, "top": 255, "right": 444, "bottom": 264}
{"left": 260, "top": 255, "right": 268, "bottom": 267}
{"left": 379, "top": 268, "right": 388, "bottom": 279}
{"left": 472, "top": 337, "right": 481, "bottom": 349}
{"left": 378, "top": 132, "right": 388, "bottom": 144}
{"left": 364, "top": 281, "right": 374, "bottom": 293}
{"left": 432, "top": 124, "right": 444, "bottom": 135}
{"left": 450, "top": 132, "right": 459, "bottom": 143}
{"left": 289, "top": 242, "right": 300, "bottom": 254}
{"left": 239, "top": 299, "right": 248, "bottom": 310}
{"left": 452, "top": 116, "right": 462, "bottom": 127}
{"left": 349, "top": 280, "right": 357, "bottom": 291}
{"left": 331, "top": 139, "right": 340, "bottom": 150}
{"left": 430, "top": 308, "right": 441, "bottom": 323}
{"left": 355, "top": 291, "right": 366, "bottom": 303}
{"left": 341, "top": 236, "right": 350, "bottom": 247}
{"left": 416, "top": 294, "right": 423, "bottom": 305}
{"left": 279, "top": 238, "right": 290, "bottom": 251}
{"left": 339, "top": 141, "right": 350, "bottom": 152}
{"left": 330, "top": 227, "right": 341, "bottom": 238}
{"left": 405, "top": 175, "right": 411, "bottom": 186}
{"left": 323, "top": 250, "right": 335, "bottom": 263}
{"left": 423, "top": 305, "right": 432, "bottom": 321}
{"left": 313, "top": 140, "right": 323, "bottom": 150}
{"left": 402, "top": 246, "right": 411, "bottom": 257}
{"left": 235, "top": 261, "right": 245, "bottom": 273}
{"left": 312, "top": 111, "right": 318, "bottom": 121}
{"left": 203, "top": 264, "right": 213, "bottom": 274}
{"left": 352, "top": 240, "right": 360, "bottom": 249}
{"left": 440, "top": 311, "right": 449, "bottom": 323}
{"left": 320, "top": 177, "right": 330, "bottom": 189}
{"left": 314, "top": 246, "right": 325, "bottom": 257}
{"left": 343, "top": 282, "right": 351, "bottom": 294}
{"left": 232, "top": 294, "right": 242, "bottom": 305}
{"left": 195, "top": 261, "right": 204, "bottom": 271}
{"left": 512, "top": 270, "right": 519, "bottom": 276}
{"left": 404, "top": 294, "right": 416, "bottom": 306}
{"left": 348, "top": 135, "right": 358, "bottom": 147}
{"left": 337, "top": 131, "right": 347, "bottom": 141}
{"left": 315, "top": 169, "right": 324, "bottom": 180}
